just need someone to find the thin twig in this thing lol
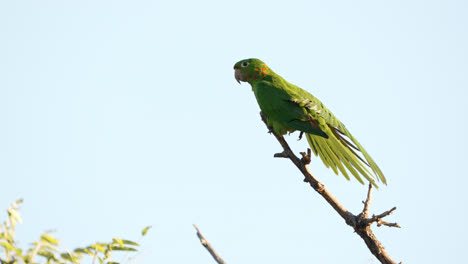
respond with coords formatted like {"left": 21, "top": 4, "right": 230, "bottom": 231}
{"left": 360, "top": 184, "right": 373, "bottom": 219}
{"left": 374, "top": 207, "right": 398, "bottom": 219}
{"left": 260, "top": 112, "right": 400, "bottom": 264}
{"left": 193, "top": 224, "right": 226, "bottom": 264}
{"left": 364, "top": 207, "right": 401, "bottom": 228}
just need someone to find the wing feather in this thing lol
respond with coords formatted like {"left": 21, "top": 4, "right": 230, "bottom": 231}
{"left": 291, "top": 96, "right": 386, "bottom": 186}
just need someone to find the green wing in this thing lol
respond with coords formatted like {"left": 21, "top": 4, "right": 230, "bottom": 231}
{"left": 291, "top": 97, "right": 386, "bottom": 186}
{"left": 252, "top": 80, "right": 328, "bottom": 138}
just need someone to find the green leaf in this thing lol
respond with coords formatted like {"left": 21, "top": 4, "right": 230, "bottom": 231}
{"left": 73, "top": 248, "right": 87, "bottom": 254}
{"left": 109, "top": 246, "right": 137, "bottom": 251}
{"left": 141, "top": 226, "right": 152, "bottom": 236}
{"left": 38, "top": 250, "right": 56, "bottom": 260}
{"left": 121, "top": 239, "right": 139, "bottom": 246}
{"left": 0, "top": 241, "right": 15, "bottom": 251}
{"left": 61, "top": 252, "right": 80, "bottom": 264}
{"left": 89, "top": 243, "right": 105, "bottom": 253}
{"left": 40, "top": 234, "right": 59, "bottom": 245}
{"left": 107, "top": 262, "right": 120, "bottom": 264}
{"left": 80, "top": 247, "right": 93, "bottom": 255}
{"left": 60, "top": 253, "right": 73, "bottom": 261}
{"left": 112, "top": 238, "right": 124, "bottom": 247}
{"left": 0, "top": 233, "right": 10, "bottom": 241}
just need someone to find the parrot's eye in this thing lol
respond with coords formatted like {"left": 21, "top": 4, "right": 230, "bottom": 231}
{"left": 241, "top": 61, "right": 249, "bottom": 67}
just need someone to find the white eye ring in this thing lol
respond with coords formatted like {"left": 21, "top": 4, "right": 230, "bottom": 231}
{"left": 241, "top": 61, "right": 249, "bottom": 67}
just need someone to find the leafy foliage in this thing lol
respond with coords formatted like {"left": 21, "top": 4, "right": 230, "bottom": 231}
{"left": 0, "top": 200, "right": 151, "bottom": 264}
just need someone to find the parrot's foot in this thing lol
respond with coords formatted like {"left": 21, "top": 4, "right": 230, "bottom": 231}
{"left": 299, "top": 148, "right": 312, "bottom": 165}
{"left": 297, "top": 131, "right": 304, "bottom": 141}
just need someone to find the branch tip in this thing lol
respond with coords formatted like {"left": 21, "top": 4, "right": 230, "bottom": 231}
{"left": 193, "top": 224, "right": 226, "bottom": 264}
{"left": 274, "top": 151, "right": 289, "bottom": 158}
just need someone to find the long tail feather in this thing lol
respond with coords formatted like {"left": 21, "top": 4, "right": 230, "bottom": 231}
{"left": 306, "top": 131, "right": 379, "bottom": 187}
{"left": 339, "top": 126, "right": 386, "bottom": 184}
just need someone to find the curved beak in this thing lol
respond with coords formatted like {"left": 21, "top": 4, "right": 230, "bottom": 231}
{"left": 234, "top": 68, "right": 243, "bottom": 84}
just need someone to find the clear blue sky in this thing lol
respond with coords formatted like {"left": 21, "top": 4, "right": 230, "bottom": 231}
{"left": 1, "top": 0, "right": 467, "bottom": 263}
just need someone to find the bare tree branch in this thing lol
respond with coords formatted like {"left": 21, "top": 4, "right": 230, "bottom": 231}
{"left": 260, "top": 112, "right": 401, "bottom": 264}
{"left": 193, "top": 224, "right": 226, "bottom": 264}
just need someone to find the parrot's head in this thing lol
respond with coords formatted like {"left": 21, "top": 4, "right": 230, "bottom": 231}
{"left": 234, "top": 58, "right": 271, "bottom": 84}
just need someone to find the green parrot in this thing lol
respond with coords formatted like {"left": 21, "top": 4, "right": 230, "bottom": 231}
{"left": 234, "top": 58, "right": 386, "bottom": 186}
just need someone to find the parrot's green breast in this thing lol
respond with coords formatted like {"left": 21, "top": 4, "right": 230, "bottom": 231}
{"left": 252, "top": 76, "right": 298, "bottom": 135}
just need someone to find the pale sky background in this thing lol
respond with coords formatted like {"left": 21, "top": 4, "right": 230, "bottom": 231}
{"left": 1, "top": 0, "right": 467, "bottom": 263}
